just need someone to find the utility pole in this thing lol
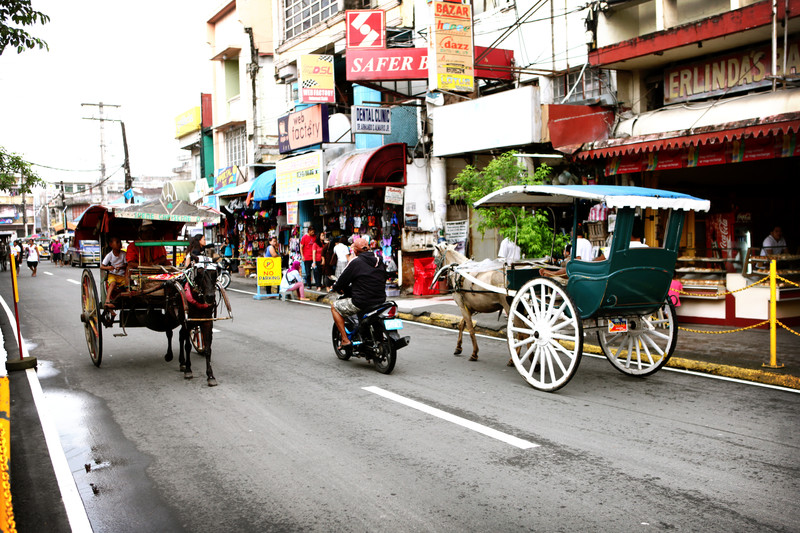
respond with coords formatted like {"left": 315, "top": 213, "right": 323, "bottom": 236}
{"left": 120, "top": 121, "right": 133, "bottom": 203}
{"left": 82, "top": 102, "right": 121, "bottom": 204}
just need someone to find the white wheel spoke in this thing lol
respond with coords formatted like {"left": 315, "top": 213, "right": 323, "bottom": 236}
{"left": 512, "top": 334, "right": 536, "bottom": 350}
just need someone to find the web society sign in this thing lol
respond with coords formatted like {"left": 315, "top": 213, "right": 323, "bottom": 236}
{"left": 352, "top": 105, "right": 391, "bottom": 135}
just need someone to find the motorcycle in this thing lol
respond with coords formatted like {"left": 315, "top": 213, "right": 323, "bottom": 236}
{"left": 215, "top": 256, "right": 232, "bottom": 289}
{"left": 332, "top": 299, "right": 410, "bottom": 374}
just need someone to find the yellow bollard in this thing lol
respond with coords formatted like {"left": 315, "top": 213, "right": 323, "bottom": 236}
{"left": 0, "top": 376, "right": 15, "bottom": 533}
{"left": 763, "top": 259, "right": 784, "bottom": 369}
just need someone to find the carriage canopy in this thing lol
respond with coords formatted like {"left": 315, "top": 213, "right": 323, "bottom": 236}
{"left": 473, "top": 185, "right": 711, "bottom": 212}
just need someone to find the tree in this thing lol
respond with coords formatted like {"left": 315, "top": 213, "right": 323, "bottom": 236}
{"left": 449, "top": 151, "right": 569, "bottom": 258}
{"left": 0, "top": 146, "right": 42, "bottom": 193}
{"left": 0, "top": 0, "right": 50, "bottom": 55}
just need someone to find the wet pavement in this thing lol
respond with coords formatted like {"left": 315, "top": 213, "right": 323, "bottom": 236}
{"left": 3, "top": 272, "right": 799, "bottom": 533}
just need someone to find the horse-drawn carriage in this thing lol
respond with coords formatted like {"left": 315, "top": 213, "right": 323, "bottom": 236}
{"left": 436, "top": 185, "right": 710, "bottom": 392}
{"left": 77, "top": 199, "right": 232, "bottom": 386}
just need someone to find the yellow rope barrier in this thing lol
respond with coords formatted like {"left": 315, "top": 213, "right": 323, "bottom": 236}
{"left": 678, "top": 321, "right": 769, "bottom": 334}
{"left": 674, "top": 275, "right": 770, "bottom": 298}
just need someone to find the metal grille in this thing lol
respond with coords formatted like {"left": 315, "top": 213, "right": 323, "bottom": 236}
{"left": 284, "top": 0, "right": 339, "bottom": 40}
{"left": 225, "top": 126, "right": 247, "bottom": 168}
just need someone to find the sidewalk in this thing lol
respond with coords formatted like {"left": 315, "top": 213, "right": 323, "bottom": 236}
{"left": 234, "top": 274, "right": 800, "bottom": 390}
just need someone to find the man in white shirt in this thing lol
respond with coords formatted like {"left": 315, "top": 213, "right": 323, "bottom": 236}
{"left": 498, "top": 237, "right": 521, "bottom": 264}
{"left": 574, "top": 227, "right": 595, "bottom": 261}
{"left": 761, "top": 226, "right": 787, "bottom": 256}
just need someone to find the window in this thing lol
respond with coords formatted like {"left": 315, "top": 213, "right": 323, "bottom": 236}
{"left": 224, "top": 59, "right": 240, "bottom": 100}
{"left": 553, "top": 68, "right": 612, "bottom": 104}
{"left": 284, "top": 0, "right": 339, "bottom": 40}
{"left": 473, "top": 0, "right": 512, "bottom": 16}
{"left": 378, "top": 80, "right": 428, "bottom": 98}
{"left": 225, "top": 126, "right": 247, "bottom": 168}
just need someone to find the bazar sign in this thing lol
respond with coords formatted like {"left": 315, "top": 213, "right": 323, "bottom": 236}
{"left": 347, "top": 46, "right": 512, "bottom": 81}
{"left": 276, "top": 150, "right": 324, "bottom": 203}
{"left": 299, "top": 54, "right": 335, "bottom": 103}
{"left": 278, "top": 104, "right": 330, "bottom": 154}
{"left": 429, "top": 0, "right": 474, "bottom": 92}
{"left": 664, "top": 39, "right": 800, "bottom": 103}
{"left": 352, "top": 105, "right": 391, "bottom": 134}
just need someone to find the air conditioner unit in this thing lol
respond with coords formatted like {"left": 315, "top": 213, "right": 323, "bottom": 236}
{"left": 277, "top": 64, "right": 297, "bottom": 81}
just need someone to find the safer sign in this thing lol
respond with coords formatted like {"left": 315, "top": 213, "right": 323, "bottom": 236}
{"left": 346, "top": 10, "right": 385, "bottom": 49}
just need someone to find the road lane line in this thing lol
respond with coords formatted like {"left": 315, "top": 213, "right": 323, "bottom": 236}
{"left": 66, "top": 279, "right": 79, "bottom": 285}
{"left": 362, "top": 386, "right": 539, "bottom": 450}
{"left": 43, "top": 271, "right": 53, "bottom": 276}
{"left": 0, "top": 295, "right": 93, "bottom": 532}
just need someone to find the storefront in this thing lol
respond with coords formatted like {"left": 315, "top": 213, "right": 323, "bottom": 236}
{"left": 576, "top": 98, "right": 800, "bottom": 326}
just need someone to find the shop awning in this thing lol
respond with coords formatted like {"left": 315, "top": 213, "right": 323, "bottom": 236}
{"left": 326, "top": 143, "right": 407, "bottom": 190}
{"left": 252, "top": 169, "right": 276, "bottom": 201}
{"left": 577, "top": 89, "right": 800, "bottom": 159}
{"left": 577, "top": 117, "right": 800, "bottom": 159}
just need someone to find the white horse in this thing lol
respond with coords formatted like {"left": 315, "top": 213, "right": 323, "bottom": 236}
{"left": 433, "top": 243, "right": 512, "bottom": 364}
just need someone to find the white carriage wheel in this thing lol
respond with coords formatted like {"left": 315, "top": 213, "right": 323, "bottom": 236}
{"left": 507, "top": 278, "right": 583, "bottom": 392}
{"left": 597, "top": 299, "right": 677, "bottom": 377}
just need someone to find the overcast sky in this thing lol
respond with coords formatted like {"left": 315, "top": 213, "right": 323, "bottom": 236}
{"left": 0, "top": 0, "right": 219, "bottom": 186}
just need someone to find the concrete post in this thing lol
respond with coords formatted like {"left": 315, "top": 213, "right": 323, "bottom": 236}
{"left": 430, "top": 157, "right": 448, "bottom": 234}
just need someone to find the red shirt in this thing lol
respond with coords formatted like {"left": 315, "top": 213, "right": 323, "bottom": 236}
{"left": 126, "top": 242, "right": 167, "bottom": 265}
{"left": 301, "top": 234, "right": 316, "bottom": 261}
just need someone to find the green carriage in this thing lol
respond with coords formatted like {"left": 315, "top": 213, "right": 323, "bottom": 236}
{"left": 473, "top": 185, "right": 711, "bottom": 391}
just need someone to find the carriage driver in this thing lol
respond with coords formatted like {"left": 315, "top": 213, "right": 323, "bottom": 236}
{"left": 100, "top": 236, "right": 127, "bottom": 309}
{"left": 330, "top": 237, "right": 387, "bottom": 353}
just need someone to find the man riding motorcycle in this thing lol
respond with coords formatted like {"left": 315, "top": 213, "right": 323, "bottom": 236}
{"left": 330, "top": 237, "right": 387, "bottom": 352}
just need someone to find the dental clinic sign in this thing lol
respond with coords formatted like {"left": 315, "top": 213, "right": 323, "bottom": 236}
{"left": 428, "top": 0, "right": 474, "bottom": 92}
{"left": 352, "top": 105, "right": 392, "bottom": 135}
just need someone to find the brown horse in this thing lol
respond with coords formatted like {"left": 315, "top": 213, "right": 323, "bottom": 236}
{"left": 433, "top": 243, "right": 511, "bottom": 363}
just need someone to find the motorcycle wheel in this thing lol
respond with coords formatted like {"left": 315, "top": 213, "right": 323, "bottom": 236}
{"left": 373, "top": 333, "right": 397, "bottom": 375}
{"left": 332, "top": 324, "right": 351, "bottom": 361}
{"left": 217, "top": 270, "right": 231, "bottom": 289}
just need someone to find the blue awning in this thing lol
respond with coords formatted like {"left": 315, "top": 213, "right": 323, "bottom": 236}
{"left": 252, "top": 169, "right": 276, "bottom": 202}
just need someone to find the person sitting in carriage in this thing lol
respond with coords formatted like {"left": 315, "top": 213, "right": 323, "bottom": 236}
{"left": 125, "top": 221, "right": 170, "bottom": 287}
{"left": 100, "top": 236, "right": 127, "bottom": 309}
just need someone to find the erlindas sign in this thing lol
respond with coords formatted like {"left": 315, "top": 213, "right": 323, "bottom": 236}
{"left": 346, "top": 46, "right": 513, "bottom": 81}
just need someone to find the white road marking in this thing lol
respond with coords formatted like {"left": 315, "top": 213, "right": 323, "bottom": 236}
{"left": 66, "top": 279, "right": 79, "bottom": 285}
{"left": 0, "top": 295, "right": 93, "bottom": 532}
{"left": 363, "top": 386, "right": 539, "bottom": 450}
{"left": 43, "top": 271, "right": 53, "bottom": 276}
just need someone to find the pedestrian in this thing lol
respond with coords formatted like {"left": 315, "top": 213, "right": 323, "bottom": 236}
{"left": 279, "top": 260, "right": 305, "bottom": 300}
{"left": 51, "top": 238, "right": 62, "bottom": 266}
{"left": 10, "top": 240, "right": 21, "bottom": 274}
{"left": 183, "top": 234, "right": 207, "bottom": 267}
{"left": 332, "top": 235, "right": 350, "bottom": 281}
{"left": 300, "top": 226, "right": 316, "bottom": 287}
{"left": 26, "top": 239, "right": 39, "bottom": 277}
{"left": 311, "top": 231, "right": 324, "bottom": 289}
{"left": 320, "top": 232, "right": 336, "bottom": 289}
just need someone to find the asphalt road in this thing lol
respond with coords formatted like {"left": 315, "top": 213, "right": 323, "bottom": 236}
{"left": 4, "top": 261, "right": 800, "bottom": 532}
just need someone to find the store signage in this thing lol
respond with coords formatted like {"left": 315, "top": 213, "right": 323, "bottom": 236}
{"left": 278, "top": 104, "right": 330, "bottom": 154}
{"left": 664, "top": 38, "right": 800, "bottom": 103}
{"left": 352, "top": 105, "right": 392, "bottom": 134}
{"left": 428, "top": 0, "right": 474, "bottom": 92}
{"left": 276, "top": 150, "right": 325, "bottom": 203}
{"left": 346, "top": 46, "right": 513, "bottom": 81}
{"left": 346, "top": 10, "right": 385, "bottom": 49}
{"left": 384, "top": 186, "right": 404, "bottom": 205}
{"left": 214, "top": 165, "right": 241, "bottom": 193}
{"left": 299, "top": 55, "right": 335, "bottom": 103}
{"left": 257, "top": 257, "right": 281, "bottom": 287}
{"left": 287, "top": 201, "right": 298, "bottom": 224}
{"left": 175, "top": 106, "right": 201, "bottom": 138}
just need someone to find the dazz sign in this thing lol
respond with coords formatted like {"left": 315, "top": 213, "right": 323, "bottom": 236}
{"left": 346, "top": 10, "right": 385, "bottom": 49}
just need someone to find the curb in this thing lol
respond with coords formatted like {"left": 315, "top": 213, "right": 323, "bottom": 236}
{"left": 396, "top": 310, "right": 800, "bottom": 391}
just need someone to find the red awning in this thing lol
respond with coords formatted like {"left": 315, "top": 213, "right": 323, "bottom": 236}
{"left": 576, "top": 116, "right": 800, "bottom": 159}
{"left": 327, "top": 143, "right": 407, "bottom": 190}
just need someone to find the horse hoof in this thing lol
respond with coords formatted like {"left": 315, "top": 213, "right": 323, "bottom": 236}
{"left": 469, "top": 355, "right": 479, "bottom": 362}
{"left": 506, "top": 358, "right": 514, "bottom": 367}
{"left": 184, "top": 372, "right": 193, "bottom": 380}
{"left": 454, "top": 350, "right": 462, "bottom": 356}
{"left": 164, "top": 353, "right": 173, "bottom": 362}
{"left": 207, "top": 378, "right": 218, "bottom": 387}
